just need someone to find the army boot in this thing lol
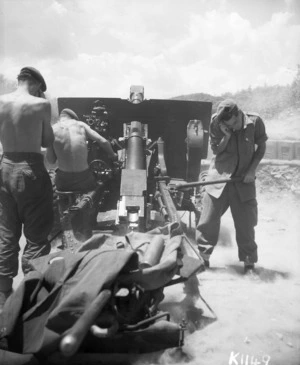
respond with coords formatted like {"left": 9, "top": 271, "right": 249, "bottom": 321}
{"left": 244, "top": 256, "right": 255, "bottom": 274}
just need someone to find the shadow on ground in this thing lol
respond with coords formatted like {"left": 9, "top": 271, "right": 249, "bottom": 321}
{"left": 207, "top": 264, "right": 290, "bottom": 282}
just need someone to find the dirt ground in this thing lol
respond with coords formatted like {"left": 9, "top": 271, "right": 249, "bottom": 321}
{"left": 13, "top": 163, "right": 300, "bottom": 365}
{"left": 155, "top": 164, "right": 300, "bottom": 365}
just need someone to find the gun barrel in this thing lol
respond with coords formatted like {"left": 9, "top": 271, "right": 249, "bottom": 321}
{"left": 126, "top": 121, "right": 146, "bottom": 170}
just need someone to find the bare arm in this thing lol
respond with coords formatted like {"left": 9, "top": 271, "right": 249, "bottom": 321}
{"left": 46, "top": 123, "right": 58, "bottom": 164}
{"left": 46, "top": 144, "right": 57, "bottom": 164}
{"left": 41, "top": 101, "right": 54, "bottom": 148}
{"left": 80, "top": 122, "right": 117, "bottom": 160}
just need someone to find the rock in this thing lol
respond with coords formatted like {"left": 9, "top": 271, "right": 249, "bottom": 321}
{"left": 291, "top": 185, "right": 300, "bottom": 194}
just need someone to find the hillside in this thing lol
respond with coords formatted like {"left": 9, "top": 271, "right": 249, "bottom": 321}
{"left": 265, "top": 108, "right": 300, "bottom": 140}
{"left": 1, "top": 67, "right": 299, "bottom": 140}
{"left": 172, "top": 88, "right": 300, "bottom": 141}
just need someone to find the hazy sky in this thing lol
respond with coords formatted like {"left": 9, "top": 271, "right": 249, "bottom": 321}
{"left": 0, "top": 0, "right": 299, "bottom": 99}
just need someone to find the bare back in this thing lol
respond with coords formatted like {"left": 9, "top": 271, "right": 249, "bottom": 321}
{"left": 0, "top": 92, "right": 53, "bottom": 153}
{"left": 53, "top": 120, "right": 89, "bottom": 172}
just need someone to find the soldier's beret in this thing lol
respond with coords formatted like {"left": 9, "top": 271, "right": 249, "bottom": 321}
{"left": 216, "top": 99, "right": 239, "bottom": 122}
{"left": 60, "top": 108, "right": 79, "bottom": 120}
{"left": 18, "top": 66, "right": 47, "bottom": 92}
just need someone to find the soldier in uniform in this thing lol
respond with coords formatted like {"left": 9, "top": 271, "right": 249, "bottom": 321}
{"left": 196, "top": 99, "right": 268, "bottom": 273}
{"left": 0, "top": 67, "right": 54, "bottom": 312}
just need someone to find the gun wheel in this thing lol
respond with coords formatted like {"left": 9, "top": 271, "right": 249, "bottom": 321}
{"left": 89, "top": 159, "right": 112, "bottom": 181}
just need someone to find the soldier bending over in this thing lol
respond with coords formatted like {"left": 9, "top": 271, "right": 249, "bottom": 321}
{"left": 196, "top": 99, "right": 267, "bottom": 273}
{"left": 46, "top": 108, "right": 117, "bottom": 191}
{"left": 46, "top": 109, "right": 117, "bottom": 238}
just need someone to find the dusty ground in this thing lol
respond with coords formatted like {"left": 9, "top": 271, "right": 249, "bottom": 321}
{"left": 155, "top": 164, "right": 300, "bottom": 365}
{"left": 13, "top": 164, "right": 300, "bottom": 365}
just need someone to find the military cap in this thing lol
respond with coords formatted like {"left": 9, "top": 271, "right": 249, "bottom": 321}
{"left": 18, "top": 66, "right": 47, "bottom": 92}
{"left": 60, "top": 108, "right": 79, "bottom": 120}
{"left": 216, "top": 99, "right": 239, "bottom": 122}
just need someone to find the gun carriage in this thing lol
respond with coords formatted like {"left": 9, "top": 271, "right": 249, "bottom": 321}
{"left": 55, "top": 86, "right": 211, "bottom": 232}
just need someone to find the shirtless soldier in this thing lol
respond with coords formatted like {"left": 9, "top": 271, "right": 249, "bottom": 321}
{"left": 46, "top": 108, "right": 117, "bottom": 192}
{"left": 46, "top": 109, "right": 117, "bottom": 240}
{"left": 0, "top": 67, "right": 54, "bottom": 311}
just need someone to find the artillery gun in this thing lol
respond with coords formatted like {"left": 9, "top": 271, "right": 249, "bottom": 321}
{"left": 50, "top": 86, "right": 213, "bottom": 359}
{"left": 0, "top": 86, "right": 215, "bottom": 365}
{"left": 55, "top": 85, "right": 211, "bottom": 234}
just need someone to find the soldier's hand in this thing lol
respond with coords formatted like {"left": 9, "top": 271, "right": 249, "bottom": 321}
{"left": 219, "top": 122, "right": 232, "bottom": 137}
{"left": 243, "top": 170, "right": 256, "bottom": 183}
